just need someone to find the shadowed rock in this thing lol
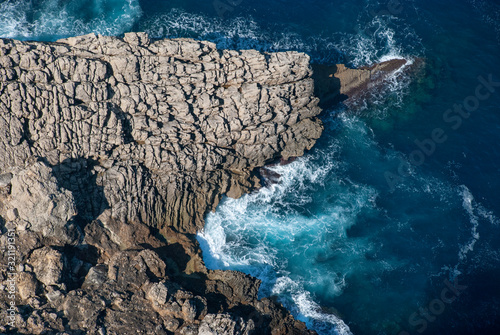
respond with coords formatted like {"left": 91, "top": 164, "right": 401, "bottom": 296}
{"left": 312, "top": 58, "right": 413, "bottom": 108}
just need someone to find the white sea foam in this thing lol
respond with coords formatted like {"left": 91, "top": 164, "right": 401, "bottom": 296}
{"left": 139, "top": 6, "right": 422, "bottom": 69}
{"left": 338, "top": 13, "right": 420, "bottom": 67}
{"left": 198, "top": 112, "right": 500, "bottom": 333}
{"left": 0, "top": 0, "right": 142, "bottom": 40}
{"left": 198, "top": 114, "right": 383, "bottom": 335}
{"left": 140, "top": 8, "right": 308, "bottom": 52}
{"left": 458, "top": 186, "right": 480, "bottom": 262}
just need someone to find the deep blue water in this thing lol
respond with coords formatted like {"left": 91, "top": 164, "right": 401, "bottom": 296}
{"left": 2, "top": 0, "right": 500, "bottom": 334}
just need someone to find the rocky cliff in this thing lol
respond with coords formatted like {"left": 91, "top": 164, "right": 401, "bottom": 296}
{"left": 0, "top": 32, "right": 408, "bottom": 334}
{"left": 0, "top": 32, "right": 323, "bottom": 235}
{"left": 0, "top": 32, "right": 322, "bottom": 335}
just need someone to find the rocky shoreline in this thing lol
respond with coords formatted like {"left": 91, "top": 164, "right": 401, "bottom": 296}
{"left": 0, "top": 32, "right": 408, "bottom": 334}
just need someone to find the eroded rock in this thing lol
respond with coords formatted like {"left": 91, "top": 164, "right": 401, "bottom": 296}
{"left": 0, "top": 32, "right": 333, "bottom": 335}
{"left": 29, "top": 246, "right": 65, "bottom": 287}
{"left": 0, "top": 32, "right": 323, "bottom": 234}
{"left": 199, "top": 313, "right": 255, "bottom": 335}
{"left": 5, "top": 161, "right": 79, "bottom": 244}
{"left": 311, "top": 58, "right": 412, "bottom": 108}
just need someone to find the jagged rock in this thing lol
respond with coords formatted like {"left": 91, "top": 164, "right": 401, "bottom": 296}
{"left": 82, "top": 264, "right": 108, "bottom": 288}
{"left": 29, "top": 246, "right": 65, "bottom": 287}
{"left": 206, "top": 270, "right": 261, "bottom": 306}
{"left": 107, "top": 251, "right": 151, "bottom": 290}
{"left": 62, "top": 289, "right": 106, "bottom": 330}
{"left": 0, "top": 32, "right": 323, "bottom": 234}
{"left": 2, "top": 161, "right": 80, "bottom": 244}
{"left": 17, "top": 271, "right": 38, "bottom": 301}
{"left": 199, "top": 313, "right": 255, "bottom": 335}
{"left": 146, "top": 282, "right": 170, "bottom": 306}
{"left": 45, "top": 286, "right": 65, "bottom": 306}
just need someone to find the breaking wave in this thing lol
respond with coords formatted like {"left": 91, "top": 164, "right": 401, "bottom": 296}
{"left": 0, "top": 0, "right": 142, "bottom": 40}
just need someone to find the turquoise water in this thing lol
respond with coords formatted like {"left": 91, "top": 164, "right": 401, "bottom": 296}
{"left": 2, "top": 1, "right": 500, "bottom": 334}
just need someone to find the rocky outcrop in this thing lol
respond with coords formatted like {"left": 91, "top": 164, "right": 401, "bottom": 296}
{"left": 0, "top": 32, "right": 410, "bottom": 334}
{"left": 312, "top": 58, "right": 411, "bottom": 108}
{"left": 1, "top": 164, "right": 316, "bottom": 335}
{"left": 0, "top": 32, "right": 321, "bottom": 334}
{"left": 0, "top": 32, "right": 322, "bottom": 234}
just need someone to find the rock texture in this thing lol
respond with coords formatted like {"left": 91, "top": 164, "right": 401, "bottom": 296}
{"left": 312, "top": 58, "right": 410, "bottom": 108}
{"left": 0, "top": 32, "right": 321, "bottom": 335}
{"left": 0, "top": 32, "right": 322, "bottom": 234}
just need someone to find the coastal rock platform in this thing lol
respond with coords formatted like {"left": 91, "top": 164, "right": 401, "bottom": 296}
{"left": 0, "top": 32, "right": 407, "bottom": 334}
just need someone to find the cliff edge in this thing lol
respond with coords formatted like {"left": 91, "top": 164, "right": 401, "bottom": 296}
{"left": 0, "top": 32, "right": 322, "bottom": 335}
{"left": 0, "top": 32, "right": 408, "bottom": 334}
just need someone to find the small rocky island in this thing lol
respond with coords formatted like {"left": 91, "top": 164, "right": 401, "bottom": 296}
{"left": 0, "top": 32, "right": 408, "bottom": 334}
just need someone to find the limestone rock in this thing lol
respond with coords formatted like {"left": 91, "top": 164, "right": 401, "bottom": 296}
{"left": 206, "top": 270, "right": 261, "bottom": 306}
{"left": 0, "top": 33, "right": 326, "bottom": 335}
{"left": 3, "top": 161, "right": 79, "bottom": 244}
{"left": 146, "top": 282, "right": 170, "bottom": 306}
{"left": 82, "top": 264, "right": 108, "bottom": 288}
{"left": 29, "top": 246, "right": 65, "bottom": 287}
{"left": 17, "top": 271, "right": 38, "bottom": 301}
{"left": 199, "top": 313, "right": 255, "bottom": 335}
{"left": 0, "top": 32, "right": 323, "bottom": 234}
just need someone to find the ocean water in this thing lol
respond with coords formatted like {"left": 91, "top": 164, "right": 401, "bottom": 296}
{"left": 2, "top": 0, "right": 500, "bottom": 334}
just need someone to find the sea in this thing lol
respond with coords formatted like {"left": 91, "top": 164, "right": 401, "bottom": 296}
{"left": 1, "top": 0, "right": 500, "bottom": 334}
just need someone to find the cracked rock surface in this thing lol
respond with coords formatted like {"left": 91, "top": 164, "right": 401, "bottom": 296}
{"left": 0, "top": 32, "right": 322, "bottom": 234}
{"left": 0, "top": 32, "right": 321, "bottom": 334}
